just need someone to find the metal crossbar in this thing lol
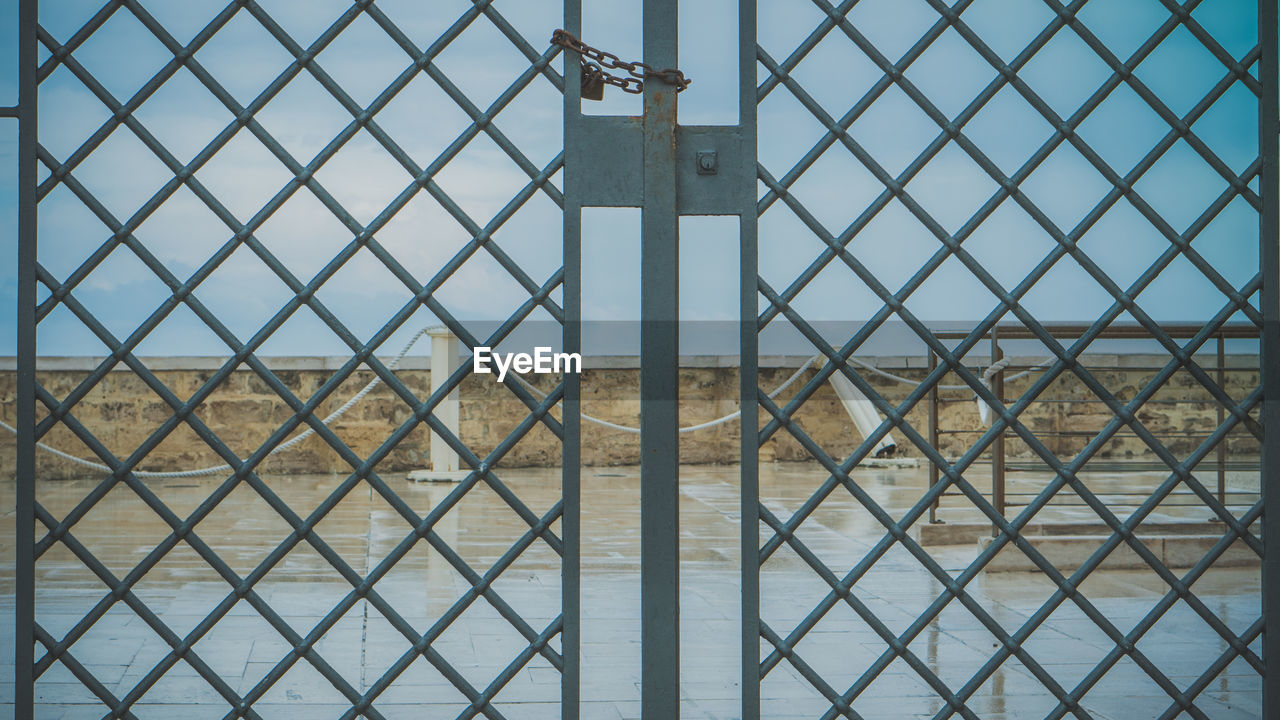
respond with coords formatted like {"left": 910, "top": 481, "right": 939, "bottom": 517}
{"left": 751, "top": 1, "right": 1269, "bottom": 718}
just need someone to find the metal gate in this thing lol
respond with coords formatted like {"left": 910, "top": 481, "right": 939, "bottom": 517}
{"left": 11, "top": 1, "right": 1278, "bottom": 719}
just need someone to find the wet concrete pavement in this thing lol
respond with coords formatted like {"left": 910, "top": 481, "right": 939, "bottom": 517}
{"left": 0, "top": 462, "right": 1262, "bottom": 719}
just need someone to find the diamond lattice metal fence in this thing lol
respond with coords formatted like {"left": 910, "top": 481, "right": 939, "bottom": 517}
{"left": 11, "top": 1, "right": 1278, "bottom": 719}
{"left": 750, "top": 1, "right": 1269, "bottom": 718}
{"left": 17, "top": 1, "right": 574, "bottom": 718}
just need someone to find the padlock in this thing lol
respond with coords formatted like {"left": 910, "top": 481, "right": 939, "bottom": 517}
{"left": 581, "top": 62, "right": 605, "bottom": 101}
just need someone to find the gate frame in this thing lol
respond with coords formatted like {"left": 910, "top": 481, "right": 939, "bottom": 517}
{"left": 1260, "top": 1, "right": 1280, "bottom": 716}
{"left": 739, "top": 2, "right": 1279, "bottom": 719}
{"left": 15, "top": 0, "right": 577, "bottom": 717}
{"left": 11, "top": 1, "right": 1280, "bottom": 719}
{"left": 16, "top": 0, "right": 38, "bottom": 716}
{"left": 560, "top": 0, "right": 757, "bottom": 716}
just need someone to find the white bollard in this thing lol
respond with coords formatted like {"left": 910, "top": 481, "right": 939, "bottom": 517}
{"left": 407, "top": 327, "right": 469, "bottom": 482}
{"left": 824, "top": 360, "right": 917, "bottom": 467}
{"left": 828, "top": 369, "right": 898, "bottom": 458}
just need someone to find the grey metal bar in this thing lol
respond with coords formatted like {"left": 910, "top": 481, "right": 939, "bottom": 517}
{"left": 641, "top": 0, "right": 680, "bottom": 716}
{"left": 1217, "top": 333, "right": 1226, "bottom": 506}
{"left": 16, "top": 0, "right": 37, "bottom": 717}
{"left": 932, "top": 323, "right": 1260, "bottom": 340}
{"left": 991, "top": 331, "right": 1005, "bottom": 538}
{"left": 562, "top": 230, "right": 580, "bottom": 720}
{"left": 1261, "top": 2, "right": 1280, "bottom": 717}
{"left": 928, "top": 349, "right": 940, "bottom": 525}
{"left": 562, "top": 4, "right": 581, "bottom": 717}
{"left": 740, "top": 233, "right": 760, "bottom": 720}
{"left": 739, "top": 0, "right": 759, "bottom": 716}
{"left": 0, "top": 105, "right": 18, "bottom": 117}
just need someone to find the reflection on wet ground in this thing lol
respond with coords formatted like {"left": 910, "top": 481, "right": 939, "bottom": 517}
{"left": 0, "top": 462, "right": 1262, "bottom": 719}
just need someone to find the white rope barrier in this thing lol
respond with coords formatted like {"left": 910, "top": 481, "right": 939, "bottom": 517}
{"left": 1, "top": 327, "right": 432, "bottom": 479}
{"left": 4, "top": 337, "right": 1056, "bottom": 470}
{"left": 845, "top": 355, "right": 1050, "bottom": 390}
{"left": 512, "top": 354, "right": 821, "bottom": 434}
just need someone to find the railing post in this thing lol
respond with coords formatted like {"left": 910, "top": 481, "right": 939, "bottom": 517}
{"left": 407, "top": 328, "right": 468, "bottom": 483}
{"left": 641, "top": 0, "right": 681, "bottom": 717}
{"left": 428, "top": 327, "right": 460, "bottom": 474}
{"left": 1217, "top": 332, "right": 1226, "bottom": 506}
{"left": 929, "top": 349, "right": 941, "bottom": 524}
{"left": 991, "top": 330, "right": 1005, "bottom": 538}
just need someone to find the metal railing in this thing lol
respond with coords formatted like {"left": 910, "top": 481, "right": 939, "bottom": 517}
{"left": 925, "top": 323, "right": 1263, "bottom": 529}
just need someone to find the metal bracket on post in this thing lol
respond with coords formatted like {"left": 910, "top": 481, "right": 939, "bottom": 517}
{"left": 676, "top": 127, "right": 750, "bottom": 215}
{"left": 565, "top": 115, "right": 644, "bottom": 206}
{"left": 565, "top": 122, "right": 751, "bottom": 215}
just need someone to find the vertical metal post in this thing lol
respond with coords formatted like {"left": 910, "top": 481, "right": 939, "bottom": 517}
{"left": 1216, "top": 333, "right": 1226, "bottom": 506}
{"left": 427, "top": 327, "right": 461, "bottom": 474}
{"left": 16, "top": 0, "right": 38, "bottom": 717}
{"left": 1258, "top": 1, "right": 1279, "bottom": 716}
{"left": 640, "top": 0, "right": 680, "bottom": 717}
{"left": 991, "top": 331, "right": 1005, "bottom": 537}
{"left": 562, "top": 4, "right": 582, "bottom": 718}
{"left": 739, "top": 1, "right": 760, "bottom": 717}
{"left": 562, "top": 210, "right": 582, "bottom": 720}
{"left": 928, "top": 349, "right": 940, "bottom": 524}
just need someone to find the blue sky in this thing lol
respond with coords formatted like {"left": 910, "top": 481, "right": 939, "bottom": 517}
{"left": 0, "top": 0, "right": 1263, "bottom": 356}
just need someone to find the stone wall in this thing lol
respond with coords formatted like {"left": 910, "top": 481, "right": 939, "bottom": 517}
{"left": 0, "top": 355, "right": 1261, "bottom": 480}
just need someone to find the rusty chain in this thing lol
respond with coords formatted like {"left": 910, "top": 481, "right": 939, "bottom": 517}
{"left": 550, "top": 29, "right": 691, "bottom": 96}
